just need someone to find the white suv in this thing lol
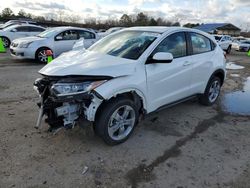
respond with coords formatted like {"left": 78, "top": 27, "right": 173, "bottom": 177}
{"left": 213, "top": 35, "right": 232, "bottom": 54}
{"left": 34, "top": 27, "right": 226, "bottom": 145}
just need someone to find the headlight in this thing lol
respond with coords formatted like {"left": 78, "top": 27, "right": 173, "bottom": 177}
{"left": 51, "top": 80, "right": 107, "bottom": 96}
{"left": 19, "top": 41, "right": 33, "bottom": 48}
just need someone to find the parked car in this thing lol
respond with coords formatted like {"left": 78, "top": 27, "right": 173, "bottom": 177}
{"left": 10, "top": 26, "right": 100, "bottom": 63}
{"left": 213, "top": 35, "right": 232, "bottom": 54}
{"left": 234, "top": 40, "right": 250, "bottom": 52}
{"left": 34, "top": 27, "right": 226, "bottom": 145}
{"left": 0, "top": 20, "right": 37, "bottom": 30}
{"left": 98, "top": 27, "right": 124, "bottom": 37}
{"left": 0, "top": 24, "right": 45, "bottom": 48}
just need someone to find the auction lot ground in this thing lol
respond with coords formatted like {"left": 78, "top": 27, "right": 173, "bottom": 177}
{"left": 0, "top": 50, "right": 250, "bottom": 188}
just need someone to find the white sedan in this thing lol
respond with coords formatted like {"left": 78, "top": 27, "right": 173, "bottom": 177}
{"left": 10, "top": 26, "right": 100, "bottom": 63}
{"left": 0, "top": 24, "right": 45, "bottom": 47}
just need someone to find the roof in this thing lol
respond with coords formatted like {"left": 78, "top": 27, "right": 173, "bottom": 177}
{"left": 125, "top": 26, "right": 181, "bottom": 33}
{"left": 194, "top": 23, "right": 241, "bottom": 32}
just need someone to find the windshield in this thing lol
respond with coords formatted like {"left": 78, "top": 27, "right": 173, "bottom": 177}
{"left": 89, "top": 31, "right": 158, "bottom": 60}
{"left": 37, "top": 28, "right": 59, "bottom": 38}
{"left": 214, "top": 36, "right": 222, "bottom": 41}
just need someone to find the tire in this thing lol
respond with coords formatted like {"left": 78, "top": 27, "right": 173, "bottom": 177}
{"left": 199, "top": 76, "right": 221, "bottom": 106}
{"left": 94, "top": 97, "right": 139, "bottom": 145}
{"left": 35, "top": 47, "right": 51, "bottom": 63}
{"left": 1, "top": 37, "right": 10, "bottom": 48}
{"left": 226, "top": 45, "right": 231, "bottom": 54}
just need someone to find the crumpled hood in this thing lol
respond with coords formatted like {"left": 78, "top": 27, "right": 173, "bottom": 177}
{"left": 39, "top": 50, "right": 137, "bottom": 77}
{"left": 13, "top": 36, "right": 45, "bottom": 43}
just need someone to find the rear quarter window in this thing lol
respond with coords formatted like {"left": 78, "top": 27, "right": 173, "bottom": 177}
{"left": 190, "top": 33, "right": 212, "bottom": 55}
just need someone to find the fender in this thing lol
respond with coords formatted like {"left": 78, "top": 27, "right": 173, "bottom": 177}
{"left": 96, "top": 87, "right": 148, "bottom": 112}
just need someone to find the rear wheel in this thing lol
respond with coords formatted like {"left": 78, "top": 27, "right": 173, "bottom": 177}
{"left": 94, "top": 97, "right": 139, "bottom": 145}
{"left": 1, "top": 37, "right": 10, "bottom": 48}
{"left": 199, "top": 77, "right": 221, "bottom": 106}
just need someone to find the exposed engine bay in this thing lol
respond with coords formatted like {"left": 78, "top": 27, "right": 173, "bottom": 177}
{"left": 33, "top": 75, "right": 112, "bottom": 131}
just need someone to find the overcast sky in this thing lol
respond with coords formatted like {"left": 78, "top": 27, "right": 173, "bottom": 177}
{"left": 1, "top": 0, "right": 250, "bottom": 29}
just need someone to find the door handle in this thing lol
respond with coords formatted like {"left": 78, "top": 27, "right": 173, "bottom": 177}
{"left": 183, "top": 61, "right": 192, "bottom": 66}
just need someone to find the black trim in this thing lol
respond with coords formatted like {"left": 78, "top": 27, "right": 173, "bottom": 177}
{"left": 40, "top": 75, "right": 113, "bottom": 82}
{"left": 155, "top": 95, "right": 197, "bottom": 113}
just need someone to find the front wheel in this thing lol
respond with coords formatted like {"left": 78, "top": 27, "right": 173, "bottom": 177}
{"left": 35, "top": 48, "right": 51, "bottom": 63}
{"left": 94, "top": 97, "right": 139, "bottom": 145}
{"left": 199, "top": 77, "right": 221, "bottom": 106}
{"left": 226, "top": 45, "right": 231, "bottom": 54}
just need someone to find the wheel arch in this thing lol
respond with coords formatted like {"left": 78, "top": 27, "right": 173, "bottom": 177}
{"left": 210, "top": 69, "right": 225, "bottom": 86}
{"left": 94, "top": 89, "right": 147, "bottom": 122}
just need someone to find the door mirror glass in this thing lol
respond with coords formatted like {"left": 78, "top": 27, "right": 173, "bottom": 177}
{"left": 151, "top": 52, "right": 173, "bottom": 63}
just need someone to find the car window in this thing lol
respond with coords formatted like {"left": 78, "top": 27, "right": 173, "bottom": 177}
{"left": 152, "top": 32, "right": 187, "bottom": 58}
{"left": 29, "top": 26, "right": 45, "bottom": 32}
{"left": 78, "top": 30, "right": 95, "bottom": 39}
{"left": 89, "top": 31, "right": 158, "bottom": 60}
{"left": 56, "top": 30, "right": 78, "bottom": 40}
{"left": 190, "top": 33, "right": 212, "bottom": 54}
{"left": 15, "top": 26, "right": 29, "bottom": 32}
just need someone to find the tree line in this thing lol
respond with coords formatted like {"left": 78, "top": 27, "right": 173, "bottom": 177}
{"left": 0, "top": 7, "right": 200, "bottom": 29}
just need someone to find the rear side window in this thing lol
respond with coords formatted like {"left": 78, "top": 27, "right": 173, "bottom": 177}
{"left": 153, "top": 32, "right": 187, "bottom": 58}
{"left": 15, "top": 26, "right": 29, "bottom": 32}
{"left": 190, "top": 33, "right": 212, "bottom": 54}
{"left": 29, "top": 26, "right": 45, "bottom": 32}
{"left": 78, "top": 30, "right": 95, "bottom": 39}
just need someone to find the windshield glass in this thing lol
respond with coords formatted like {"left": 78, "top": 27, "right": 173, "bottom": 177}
{"left": 89, "top": 31, "right": 158, "bottom": 60}
{"left": 37, "top": 28, "right": 59, "bottom": 38}
{"left": 214, "top": 36, "right": 222, "bottom": 41}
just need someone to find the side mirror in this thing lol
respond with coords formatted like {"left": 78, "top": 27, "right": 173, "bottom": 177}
{"left": 10, "top": 29, "right": 17, "bottom": 32}
{"left": 147, "top": 52, "right": 173, "bottom": 64}
{"left": 55, "top": 36, "right": 63, "bottom": 41}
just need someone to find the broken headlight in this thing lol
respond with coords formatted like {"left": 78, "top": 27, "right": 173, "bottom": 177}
{"left": 51, "top": 80, "right": 106, "bottom": 96}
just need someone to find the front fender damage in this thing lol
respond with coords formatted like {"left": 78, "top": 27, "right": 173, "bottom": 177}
{"left": 84, "top": 93, "right": 103, "bottom": 121}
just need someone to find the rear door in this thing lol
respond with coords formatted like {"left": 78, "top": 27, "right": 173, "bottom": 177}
{"left": 188, "top": 32, "right": 215, "bottom": 94}
{"left": 28, "top": 26, "right": 45, "bottom": 36}
{"left": 77, "top": 30, "right": 97, "bottom": 48}
{"left": 53, "top": 30, "right": 78, "bottom": 56}
{"left": 145, "top": 32, "right": 193, "bottom": 111}
{"left": 13, "top": 26, "right": 30, "bottom": 39}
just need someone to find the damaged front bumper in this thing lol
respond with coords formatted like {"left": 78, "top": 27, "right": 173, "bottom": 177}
{"left": 34, "top": 76, "right": 106, "bottom": 130}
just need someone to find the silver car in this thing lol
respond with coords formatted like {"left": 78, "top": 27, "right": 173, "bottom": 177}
{"left": 10, "top": 26, "right": 100, "bottom": 63}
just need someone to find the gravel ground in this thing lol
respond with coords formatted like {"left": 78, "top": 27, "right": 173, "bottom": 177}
{"left": 0, "top": 50, "right": 250, "bottom": 188}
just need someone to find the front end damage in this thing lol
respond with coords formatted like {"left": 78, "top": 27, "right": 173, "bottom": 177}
{"left": 33, "top": 75, "right": 111, "bottom": 131}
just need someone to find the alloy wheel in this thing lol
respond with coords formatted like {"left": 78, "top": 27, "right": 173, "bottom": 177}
{"left": 108, "top": 105, "right": 136, "bottom": 141}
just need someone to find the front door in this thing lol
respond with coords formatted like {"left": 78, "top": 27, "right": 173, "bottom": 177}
{"left": 146, "top": 32, "right": 193, "bottom": 112}
{"left": 54, "top": 30, "right": 78, "bottom": 56}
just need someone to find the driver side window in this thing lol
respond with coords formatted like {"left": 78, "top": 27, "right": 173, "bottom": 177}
{"left": 56, "top": 30, "right": 78, "bottom": 40}
{"left": 152, "top": 32, "right": 187, "bottom": 58}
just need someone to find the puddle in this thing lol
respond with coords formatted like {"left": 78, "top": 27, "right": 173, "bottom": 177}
{"left": 226, "top": 62, "right": 245, "bottom": 70}
{"left": 221, "top": 77, "right": 250, "bottom": 115}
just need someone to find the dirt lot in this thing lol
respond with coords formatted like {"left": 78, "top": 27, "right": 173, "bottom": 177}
{"left": 0, "top": 50, "right": 250, "bottom": 188}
